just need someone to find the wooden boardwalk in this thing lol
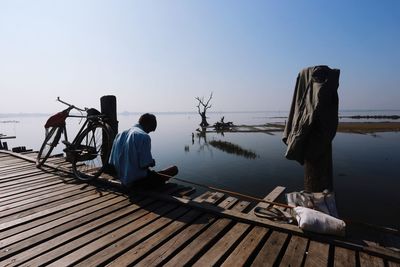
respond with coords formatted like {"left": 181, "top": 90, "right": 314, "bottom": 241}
{"left": 0, "top": 151, "right": 399, "bottom": 266}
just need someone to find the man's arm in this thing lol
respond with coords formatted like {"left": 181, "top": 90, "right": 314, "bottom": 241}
{"left": 138, "top": 135, "right": 155, "bottom": 169}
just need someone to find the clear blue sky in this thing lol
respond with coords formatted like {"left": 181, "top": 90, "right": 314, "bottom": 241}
{"left": 1, "top": 0, "right": 399, "bottom": 113}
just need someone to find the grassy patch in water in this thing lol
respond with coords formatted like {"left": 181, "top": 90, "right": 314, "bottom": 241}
{"left": 209, "top": 140, "right": 259, "bottom": 159}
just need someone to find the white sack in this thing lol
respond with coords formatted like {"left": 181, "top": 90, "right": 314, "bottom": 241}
{"left": 294, "top": 207, "right": 346, "bottom": 237}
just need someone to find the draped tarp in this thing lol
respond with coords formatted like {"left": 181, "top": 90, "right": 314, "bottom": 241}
{"left": 283, "top": 66, "right": 340, "bottom": 165}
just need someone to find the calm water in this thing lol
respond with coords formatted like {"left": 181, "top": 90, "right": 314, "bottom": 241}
{"left": 1, "top": 111, "right": 400, "bottom": 228}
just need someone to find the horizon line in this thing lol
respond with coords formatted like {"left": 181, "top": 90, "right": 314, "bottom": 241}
{"left": 1, "top": 109, "right": 400, "bottom": 117}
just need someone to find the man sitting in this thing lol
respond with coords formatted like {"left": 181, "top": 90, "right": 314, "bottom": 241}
{"left": 108, "top": 113, "right": 178, "bottom": 188}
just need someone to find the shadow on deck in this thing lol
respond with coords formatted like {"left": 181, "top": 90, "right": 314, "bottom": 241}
{"left": 0, "top": 150, "right": 399, "bottom": 266}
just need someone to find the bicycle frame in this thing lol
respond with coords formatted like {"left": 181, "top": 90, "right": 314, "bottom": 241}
{"left": 58, "top": 117, "right": 90, "bottom": 147}
{"left": 42, "top": 97, "right": 107, "bottom": 157}
{"left": 37, "top": 97, "right": 114, "bottom": 180}
{"left": 60, "top": 115, "right": 107, "bottom": 156}
{"left": 52, "top": 97, "right": 105, "bottom": 146}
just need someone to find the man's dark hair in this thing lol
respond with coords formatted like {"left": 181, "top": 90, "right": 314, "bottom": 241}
{"left": 139, "top": 113, "right": 157, "bottom": 133}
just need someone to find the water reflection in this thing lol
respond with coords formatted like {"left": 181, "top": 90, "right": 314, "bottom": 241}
{"left": 192, "top": 128, "right": 259, "bottom": 159}
{"left": 188, "top": 127, "right": 213, "bottom": 155}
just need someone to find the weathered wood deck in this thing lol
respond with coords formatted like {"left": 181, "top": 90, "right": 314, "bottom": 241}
{"left": 0, "top": 151, "right": 399, "bottom": 266}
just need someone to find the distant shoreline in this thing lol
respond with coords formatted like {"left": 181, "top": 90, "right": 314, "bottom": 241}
{"left": 337, "top": 121, "right": 400, "bottom": 133}
{"left": 275, "top": 121, "right": 400, "bottom": 133}
{"left": 206, "top": 121, "right": 400, "bottom": 134}
{"left": 278, "top": 121, "right": 400, "bottom": 133}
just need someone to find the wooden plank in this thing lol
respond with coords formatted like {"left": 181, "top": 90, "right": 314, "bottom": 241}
{"left": 47, "top": 203, "right": 178, "bottom": 266}
{"left": 0, "top": 170, "right": 52, "bottom": 184}
{"left": 134, "top": 197, "right": 240, "bottom": 267}
{"left": 388, "top": 261, "right": 400, "bottom": 267}
{"left": 0, "top": 158, "right": 25, "bottom": 166}
{"left": 220, "top": 196, "right": 239, "bottom": 208}
{"left": 96, "top": 189, "right": 220, "bottom": 266}
{"left": 251, "top": 231, "right": 288, "bottom": 267}
{"left": 231, "top": 199, "right": 251, "bottom": 212}
{"left": 0, "top": 162, "right": 38, "bottom": 172}
{"left": 163, "top": 217, "right": 234, "bottom": 267}
{"left": 0, "top": 176, "right": 64, "bottom": 193}
{"left": 359, "top": 252, "right": 385, "bottom": 267}
{"left": 0, "top": 173, "right": 61, "bottom": 189}
{"left": 1, "top": 193, "right": 123, "bottom": 240}
{"left": 0, "top": 168, "right": 39, "bottom": 178}
{"left": 220, "top": 226, "right": 269, "bottom": 267}
{"left": 334, "top": 246, "right": 356, "bottom": 267}
{"left": 0, "top": 162, "right": 40, "bottom": 174}
{"left": 0, "top": 193, "right": 119, "bottom": 249}
{"left": 1, "top": 188, "right": 99, "bottom": 225}
{"left": 20, "top": 150, "right": 38, "bottom": 155}
{"left": 0, "top": 182, "right": 74, "bottom": 205}
{"left": 172, "top": 186, "right": 196, "bottom": 198}
{"left": 203, "top": 192, "right": 225, "bottom": 204}
{"left": 194, "top": 191, "right": 224, "bottom": 204}
{"left": 0, "top": 183, "right": 89, "bottom": 212}
{"left": 107, "top": 209, "right": 204, "bottom": 266}
{"left": 75, "top": 206, "right": 191, "bottom": 266}
{"left": 0, "top": 150, "right": 78, "bottom": 181}
{"left": 251, "top": 186, "right": 286, "bottom": 212}
{"left": 304, "top": 241, "right": 330, "bottom": 267}
{"left": 279, "top": 235, "right": 308, "bottom": 267}
{"left": 0, "top": 150, "right": 45, "bottom": 165}
{"left": 0, "top": 194, "right": 124, "bottom": 261}
{"left": 192, "top": 191, "right": 212, "bottom": 202}
{"left": 140, "top": 189, "right": 400, "bottom": 262}
{"left": 46, "top": 156, "right": 67, "bottom": 163}
{"left": 135, "top": 213, "right": 215, "bottom": 267}
{"left": 0, "top": 171, "right": 60, "bottom": 186}
{"left": 0, "top": 190, "right": 103, "bottom": 230}
{"left": 163, "top": 200, "right": 251, "bottom": 267}
{"left": 0, "top": 186, "right": 97, "bottom": 221}
{"left": 140, "top": 190, "right": 303, "bottom": 234}
{"left": 8, "top": 197, "right": 157, "bottom": 267}
{"left": 193, "top": 222, "right": 251, "bottom": 266}
{"left": 0, "top": 162, "right": 31, "bottom": 171}
{"left": 0, "top": 178, "right": 73, "bottom": 203}
{"left": 0, "top": 178, "right": 74, "bottom": 199}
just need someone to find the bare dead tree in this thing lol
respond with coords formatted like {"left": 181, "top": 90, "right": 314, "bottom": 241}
{"left": 195, "top": 92, "right": 213, "bottom": 127}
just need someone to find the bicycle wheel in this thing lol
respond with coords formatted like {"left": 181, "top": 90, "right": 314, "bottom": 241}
{"left": 36, "top": 127, "right": 62, "bottom": 167}
{"left": 71, "top": 122, "right": 113, "bottom": 181}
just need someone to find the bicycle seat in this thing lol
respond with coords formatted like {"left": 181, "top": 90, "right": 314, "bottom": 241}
{"left": 87, "top": 108, "right": 101, "bottom": 116}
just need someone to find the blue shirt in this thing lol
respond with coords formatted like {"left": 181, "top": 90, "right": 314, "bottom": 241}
{"left": 108, "top": 124, "right": 154, "bottom": 186}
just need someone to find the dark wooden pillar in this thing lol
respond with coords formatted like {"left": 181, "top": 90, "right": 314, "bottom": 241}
{"left": 304, "top": 143, "right": 333, "bottom": 192}
{"left": 100, "top": 95, "right": 118, "bottom": 168}
{"left": 100, "top": 95, "right": 118, "bottom": 139}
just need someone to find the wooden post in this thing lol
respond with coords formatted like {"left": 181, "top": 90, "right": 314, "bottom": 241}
{"left": 100, "top": 95, "right": 118, "bottom": 138}
{"left": 304, "top": 144, "right": 333, "bottom": 192}
{"left": 100, "top": 95, "right": 118, "bottom": 167}
{"left": 301, "top": 66, "right": 339, "bottom": 193}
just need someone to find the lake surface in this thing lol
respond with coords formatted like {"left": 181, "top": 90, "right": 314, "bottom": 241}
{"left": 1, "top": 111, "right": 399, "bottom": 228}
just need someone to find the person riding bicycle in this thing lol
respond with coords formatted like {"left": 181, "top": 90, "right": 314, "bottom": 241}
{"left": 108, "top": 113, "right": 178, "bottom": 188}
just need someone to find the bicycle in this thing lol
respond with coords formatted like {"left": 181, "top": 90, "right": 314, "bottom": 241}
{"left": 36, "top": 97, "right": 115, "bottom": 181}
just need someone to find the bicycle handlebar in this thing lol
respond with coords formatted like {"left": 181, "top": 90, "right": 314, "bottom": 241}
{"left": 57, "top": 97, "right": 87, "bottom": 112}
